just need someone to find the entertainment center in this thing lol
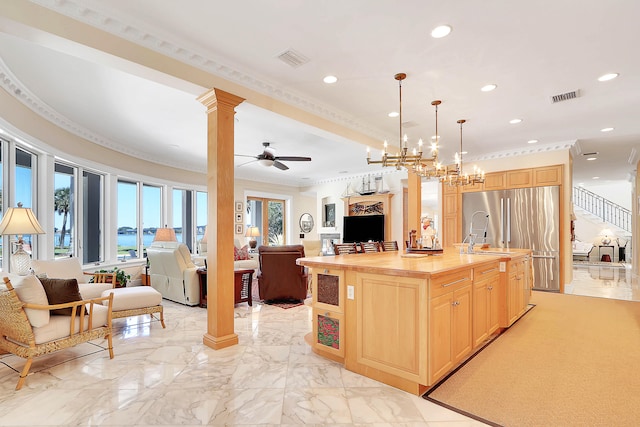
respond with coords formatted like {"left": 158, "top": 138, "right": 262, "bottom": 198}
{"left": 341, "top": 193, "right": 393, "bottom": 242}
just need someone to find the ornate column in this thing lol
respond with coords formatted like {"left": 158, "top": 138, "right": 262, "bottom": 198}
{"left": 197, "top": 88, "right": 245, "bottom": 349}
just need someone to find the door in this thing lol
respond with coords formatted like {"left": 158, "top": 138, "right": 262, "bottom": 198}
{"left": 247, "top": 197, "right": 286, "bottom": 246}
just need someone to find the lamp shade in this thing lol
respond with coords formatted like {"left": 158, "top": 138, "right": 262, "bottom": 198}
{"left": 0, "top": 204, "right": 45, "bottom": 236}
{"left": 153, "top": 227, "right": 177, "bottom": 242}
{"left": 245, "top": 226, "right": 260, "bottom": 238}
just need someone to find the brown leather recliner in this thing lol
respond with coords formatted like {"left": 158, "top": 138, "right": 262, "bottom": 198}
{"left": 257, "top": 245, "right": 308, "bottom": 301}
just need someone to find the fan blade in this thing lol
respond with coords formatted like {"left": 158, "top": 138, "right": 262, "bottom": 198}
{"left": 236, "top": 159, "right": 258, "bottom": 168}
{"left": 273, "top": 160, "right": 289, "bottom": 170}
{"left": 234, "top": 154, "right": 258, "bottom": 158}
{"left": 275, "top": 156, "right": 312, "bottom": 162}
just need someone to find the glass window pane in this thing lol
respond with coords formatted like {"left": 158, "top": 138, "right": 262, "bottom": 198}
{"left": 173, "top": 189, "right": 183, "bottom": 242}
{"left": 117, "top": 180, "right": 137, "bottom": 260}
{"left": 196, "top": 191, "right": 207, "bottom": 242}
{"left": 14, "top": 148, "right": 35, "bottom": 259}
{"left": 142, "top": 184, "right": 161, "bottom": 256}
{"left": 54, "top": 163, "right": 75, "bottom": 258}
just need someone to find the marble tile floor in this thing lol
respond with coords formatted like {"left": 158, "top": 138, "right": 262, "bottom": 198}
{"left": 0, "top": 299, "right": 488, "bottom": 426}
{"left": 565, "top": 263, "right": 640, "bottom": 301}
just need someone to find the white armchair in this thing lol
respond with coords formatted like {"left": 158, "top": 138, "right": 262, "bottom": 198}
{"left": 31, "top": 257, "right": 116, "bottom": 299}
{"left": 147, "top": 242, "right": 199, "bottom": 306}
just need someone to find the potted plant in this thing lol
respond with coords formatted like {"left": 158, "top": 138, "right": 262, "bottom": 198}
{"left": 90, "top": 267, "right": 131, "bottom": 288}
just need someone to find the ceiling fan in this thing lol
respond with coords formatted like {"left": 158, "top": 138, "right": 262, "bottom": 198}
{"left": 235, "top": 142, "right": 311, "bottom": 170}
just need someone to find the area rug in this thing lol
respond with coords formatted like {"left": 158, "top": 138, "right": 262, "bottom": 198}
{"left": 263, "top": 299, "right": 304, "bottom": 309}
{"left": 425, "top": 291, "right": 640, "bottom": 426}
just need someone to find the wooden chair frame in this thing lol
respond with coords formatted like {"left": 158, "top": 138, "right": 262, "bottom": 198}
{"left": 0, "top": 277, "right": 114, "bottom": 390}
{"left": 360, "top": 241, "right": 381, "bottom": 253}
{"left": 333, "top": 243, "right": 358, "bottom": 255}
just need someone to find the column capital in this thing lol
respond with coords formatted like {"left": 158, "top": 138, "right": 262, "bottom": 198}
{"left": 198, "top": 88, "right": 245, "bottom": 112}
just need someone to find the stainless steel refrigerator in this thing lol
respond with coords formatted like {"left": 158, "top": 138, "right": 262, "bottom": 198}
{"left": 462, "top": 186, "right": 560, "bottom": 291}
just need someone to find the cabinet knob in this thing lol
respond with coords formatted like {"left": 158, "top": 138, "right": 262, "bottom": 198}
{"left": 488, "top": 286, "right": 493, "bottom": 291}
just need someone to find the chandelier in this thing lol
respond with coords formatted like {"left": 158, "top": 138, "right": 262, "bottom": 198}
{"left": 441, "top": 119, "right": 485, "bottom": 186}
{"left": 414, "top": 100, "right": 447, "bottom": 179}
{"left": 367, "top": 73, "right": 436, "bottom": 170}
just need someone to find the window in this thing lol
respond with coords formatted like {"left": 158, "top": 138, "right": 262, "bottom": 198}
{"left": 14, "top": 148, "right": 37, "bottom": 263}
{"left": 142, "top": 184, "right": 162, "bottom": 256}
{"left": 117, "top": 180, "right": 138, "bottom": 260}
{"left": 54, "top": 163, "right": 75, "bottom": 258}
{"left": 196, "top": 191, "right": 207, "bottom": 243}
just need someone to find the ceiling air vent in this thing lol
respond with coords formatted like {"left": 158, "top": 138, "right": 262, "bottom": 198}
{"left": 277, "top": 49, "right": 309, "bottom": 68}
{"left": 550, "top": 89, "right": 580, "bottom": 103}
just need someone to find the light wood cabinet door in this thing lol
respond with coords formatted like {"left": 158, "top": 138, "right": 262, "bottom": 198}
{"left": 312, "top": 308, "right": 344, "bottom": 359}
{"left": 483, "top": 172, "right": 506, "bottom": 190}
{"left": 429, "top": 292, "right": 454, "bottom": 382}
{"left": 312, "top": 268, "right": 345, "bottom": 313}
{"left": 488, "top": 278, "right": 500, "bottom": 335}
{"left": 472, "top": 263, "right": 500, "bottom": 348}
{"left": 473, "top": 279, "right": 489, "bottom": 348}
{"left": 452, "top": 284, "right": 473, "bottom": 363}
{"left": 506, "top": 169, "right": 533, "bottom": 188}
{"left": 534, "top": 165, "right": 562, "bottom": 186}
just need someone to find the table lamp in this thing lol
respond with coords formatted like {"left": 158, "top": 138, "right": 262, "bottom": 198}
{"left": 600, "top": 228, "right": 613, "bottom": 245}
{"left": 153, "top": 227, "right": 177, "bottom": 242}
{"left": 245, "top": 226, "right": 260, "bottom": 248}
{"left": 0, "top": 202, "right": 46, "bottom": 275}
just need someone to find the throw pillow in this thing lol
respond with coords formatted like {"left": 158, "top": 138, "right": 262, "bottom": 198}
{"left": 10, "top": 275, "right": 50, "bottom": 327}
{"left": 40, "top": 278, "right": 83, "bottom": 316}
{"left": 234, "top": 245, "right": 250, "bottom": 261}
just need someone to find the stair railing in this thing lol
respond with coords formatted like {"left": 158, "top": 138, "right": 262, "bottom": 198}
{"left": 572, "top": 186, "right": 631, "bottom": 233}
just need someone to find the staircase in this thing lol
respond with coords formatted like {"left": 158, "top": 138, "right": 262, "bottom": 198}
{"left": 573, "top": 186, "right": 632, "bottom": 237}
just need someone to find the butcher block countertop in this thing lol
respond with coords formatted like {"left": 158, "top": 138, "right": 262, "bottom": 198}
{"left": 297, "top": 247, "right": 530, "bottom": 277}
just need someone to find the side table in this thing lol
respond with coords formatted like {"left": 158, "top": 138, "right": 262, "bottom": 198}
{"left": 196, "top": 268, "right": 254, "bottom": 308}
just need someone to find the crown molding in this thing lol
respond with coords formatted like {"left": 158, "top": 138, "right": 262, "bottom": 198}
{"left": 30, "top": 0, "right": 388, "bottom": 143}
{"left": 0, "top": 56, "right": 205, "bottom": 172}
{"left": 465, "top": 140, "right": 577, "bottom": 162}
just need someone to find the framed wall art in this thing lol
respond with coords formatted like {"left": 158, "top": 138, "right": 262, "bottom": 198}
{"left": 235, "top": 212, "right": 243, "bottom": 223}
{"left": 235, "top": 201, "right": 243, "bottom": 212}
{"left": 235, "top": 224, "right": 243, "bottom": 235}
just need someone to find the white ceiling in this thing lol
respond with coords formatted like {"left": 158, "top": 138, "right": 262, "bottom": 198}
{"left": 1, "top": 0, "right": 639, "bottom": 187}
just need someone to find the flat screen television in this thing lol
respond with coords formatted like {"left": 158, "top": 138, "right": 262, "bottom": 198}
{"left": 343, "top": 214, "right": 385, "bottom": 243}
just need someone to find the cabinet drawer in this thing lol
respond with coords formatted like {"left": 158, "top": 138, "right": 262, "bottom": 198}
{"left": 473, "top": 263, "right": 500, "bottom": 280}
{"left": 430, "top": 269, "right": 473, "bottom": 298}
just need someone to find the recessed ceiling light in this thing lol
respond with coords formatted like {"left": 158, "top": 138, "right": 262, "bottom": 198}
{"left": 598, "top": 73, "right": 619, "bottom": 82}
{"left": 339, "top": 170, "right": 349, "bottom": 174}
{"left": 388, "top": 111, "right": 399, "bottom": 118}
{"left": 600, "top": 127, "right": 614, "bottom": 132}
{"left": 586, "top": 157, "right": 597, "bottom": 161}
{"left": 527, "top": 139, "right": 538, "bottom": 144}
{"left": 592, "top": 176, "right": 600, "bottom": 180}
{"left": 431, "top": 25, "right": 452, "bottom": 39}
{"left": 323, "top": 75, "right": 338, "bottom": 84}
{"left": 481, "top": 84, "right": 497, "bottom": 92}
{"left": 509, "top": 119, "right": 522, "bottom": 124}
{"left": 461, "top": 151, "right": 468, "bottom": 155}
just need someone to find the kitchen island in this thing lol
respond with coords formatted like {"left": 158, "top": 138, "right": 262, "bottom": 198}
{"left": 298, "top": 248, "right": 532, "bottom": 395}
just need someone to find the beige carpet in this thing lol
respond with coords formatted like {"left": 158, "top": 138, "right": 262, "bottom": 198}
{"left": 426, "top": 291, "right": 640, "bottom": 426}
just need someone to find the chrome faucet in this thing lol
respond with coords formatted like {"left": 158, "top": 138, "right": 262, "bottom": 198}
{"left": 460, "top": 233, "right": 477, "bottom": 254}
